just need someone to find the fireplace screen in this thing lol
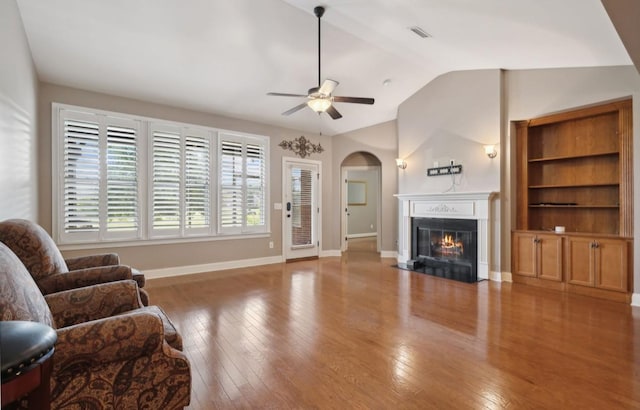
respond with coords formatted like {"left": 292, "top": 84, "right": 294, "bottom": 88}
{"left": 412, "top": 218, "right": 478, "bottom": 282}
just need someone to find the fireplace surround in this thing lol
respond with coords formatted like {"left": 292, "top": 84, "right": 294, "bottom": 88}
{"left": 395, "top": 191, "right": 498, "bottom": 281}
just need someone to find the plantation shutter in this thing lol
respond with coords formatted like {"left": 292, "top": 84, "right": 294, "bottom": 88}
{"left": 62, "top": 115, "right": 101, "bottom": 238}
{"left": 105, "top": 121, "right": 139, "bottom": 236}
{"left": 218, "top": 134, "right": 268, "bottom": 234}
{"left": 245, "top": 143, "right": 266, "bottom": 227}
{"left": 185, "top": 134, "right": 211, "bottom": 232}
{"left": 219, "top": 139, "right": 243, "bottom": 231}
{"left": 152, "top": 130, "right": 182, "bottom": 233}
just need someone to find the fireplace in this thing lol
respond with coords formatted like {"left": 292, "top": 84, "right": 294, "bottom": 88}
{"left": 395, "top": 191, "right": 498, "bottom": 282}
{"left": 411, "top": 218, "right": 478, "bottom": 283}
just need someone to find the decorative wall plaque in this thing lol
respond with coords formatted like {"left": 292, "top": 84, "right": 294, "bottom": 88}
{"left": 279, "top": 136, "right": 324, "bottom": 158}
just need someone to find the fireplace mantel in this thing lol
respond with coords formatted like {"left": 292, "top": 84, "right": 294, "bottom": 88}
{"left": 395, "top": 191, "right": 498, "bottom": 280}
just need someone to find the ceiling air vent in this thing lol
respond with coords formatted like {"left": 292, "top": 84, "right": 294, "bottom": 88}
{"left": 409, "top": 26, "right": 431, "bottom": 38}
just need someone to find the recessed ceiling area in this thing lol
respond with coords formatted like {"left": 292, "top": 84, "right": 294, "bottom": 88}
{"left": 16, "top": 0, "right": 632, "bottom": 136}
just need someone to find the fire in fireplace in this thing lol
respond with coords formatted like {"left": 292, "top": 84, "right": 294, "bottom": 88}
{"left": 433, "top": 233, "right": 465, "bottom": 257}
{"left": 409, "top": 217, "right": 478, "bottom": 283}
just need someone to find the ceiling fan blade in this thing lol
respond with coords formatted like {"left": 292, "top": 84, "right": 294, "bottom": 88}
{"left": 333, "top": 96, "right": 375, "bottom": 105}
{"left": 326, "top": 105, "right": 342, "bottom": 120}
{"left": 267, "top": 92, "right": 308, "bottom": 98}
{"left": 318, "top": 79, "right": 339, "bottom": 95}
{"left": 282, "top": 102, "right": 308, "bottom": 116}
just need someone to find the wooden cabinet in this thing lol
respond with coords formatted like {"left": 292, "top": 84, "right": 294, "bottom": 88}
{"left": 566, "top": 237, "right": 628, "bottom": 292}
{"left": 513, "top": 232, "right": 562, "bottom": 281}
{"left": 566, "top": 237, "right": 593, "bottom": 287}
{"left": 512, "top": 99, "right": 633, "bottom": 302}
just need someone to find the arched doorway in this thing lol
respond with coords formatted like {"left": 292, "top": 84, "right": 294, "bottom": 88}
{"left": 340, "top": 152, "right": 382, "bottom": 254}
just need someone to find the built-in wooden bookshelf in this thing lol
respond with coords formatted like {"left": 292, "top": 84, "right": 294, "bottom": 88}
{"left": 515, "top": 99, "right": 632, "bottom": 236}
{"left": 512, "top": 98, "right": 633, "bottom": 302}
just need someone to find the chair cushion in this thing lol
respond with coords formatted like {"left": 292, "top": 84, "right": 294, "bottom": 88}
{"left": 0, "top": 219, "right": 69, "bottom": 280}
{"left": 0, "top": 243, "right": 55, "bottom": 327}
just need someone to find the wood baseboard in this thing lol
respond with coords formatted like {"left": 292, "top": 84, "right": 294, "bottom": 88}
{"left": 513, "top": 274, "right": 631, "bottom": 303}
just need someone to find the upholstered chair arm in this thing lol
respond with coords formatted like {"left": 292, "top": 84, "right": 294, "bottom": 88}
{"left": 64, "top": 253, "right": 120, "bottom": 270}
{"left": 45, "top": 280, "right": 143, "bottom": 328}
{"left": 53, "top": 311, "right": 165, "bottom": 373}
{"left": 37, "top": 265, "right": 133, "bottom": 294}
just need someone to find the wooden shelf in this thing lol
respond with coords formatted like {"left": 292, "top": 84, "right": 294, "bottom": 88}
{"left": 528, "top": 204, "right": 619, "bottom": 209}
{"left": 515, "top": 98, "right": 632, "bottom": 237}
{"left": 528, "top": 151, "right": 619, "bottom": 163}
{"left": 528, "top": 183, "right": 619, "bottom": 189}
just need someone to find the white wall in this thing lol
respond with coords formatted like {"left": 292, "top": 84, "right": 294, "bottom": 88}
{"left": 0, "top": 0, "right": 38, "bottom": 221}
{"left": 332, "top": 121, "right": 398, "bottom": 254}
{"left": 397, "top": 69, "right": 502, "bottom": 195}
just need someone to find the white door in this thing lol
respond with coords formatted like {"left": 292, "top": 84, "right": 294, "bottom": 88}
{"left": 283, "top": 158, "right": 321, "bottom": 260}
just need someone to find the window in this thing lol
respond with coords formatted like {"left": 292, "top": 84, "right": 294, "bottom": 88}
{"left": 53, "top": 104, "right": 269, "bottom": 245}
{"left": 58, "top": 110, "right": 141, "bottom": 243}
{"left": 150, "top": 126, "right": 213, "bottom": 237}
{"left": 219, "top": 133, "right": 267, "bottom": 234}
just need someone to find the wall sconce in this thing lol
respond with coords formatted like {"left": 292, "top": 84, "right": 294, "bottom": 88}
{"left": 484, "top": 145, "right": 497, "bottom": 159}
{"left": 396, "top": 158, "right": 407, "bottom": 169}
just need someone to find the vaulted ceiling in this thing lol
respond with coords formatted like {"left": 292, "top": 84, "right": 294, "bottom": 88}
{"left": 16, "top": 0, "right": 633, "bottom": 136}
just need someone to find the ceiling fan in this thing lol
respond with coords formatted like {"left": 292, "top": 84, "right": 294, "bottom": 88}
{"left": 267, "top": 5, "right": 375, "bottom": 120}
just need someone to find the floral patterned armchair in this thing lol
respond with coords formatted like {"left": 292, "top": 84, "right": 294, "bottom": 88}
{"left": 0, "top": 219, "right": 149, "bottom": 305}
{"left": 0, "top": 242, "right": 191, "bottom": 409}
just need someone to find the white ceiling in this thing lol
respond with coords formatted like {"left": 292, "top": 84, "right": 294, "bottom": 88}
{"left": 16, "top": 0, "right": 632, "bottom": 136}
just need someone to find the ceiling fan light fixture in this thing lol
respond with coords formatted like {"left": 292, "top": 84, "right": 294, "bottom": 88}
{"left": 307, "top": 98, "right": 332, "bottom": 113}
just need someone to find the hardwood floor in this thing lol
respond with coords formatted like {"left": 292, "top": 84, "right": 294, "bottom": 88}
{"left": 147, "top": 252, "right": 640, "bottom": 409}
{"left": 345, "top": 236, "right": 378, "bottom": 252}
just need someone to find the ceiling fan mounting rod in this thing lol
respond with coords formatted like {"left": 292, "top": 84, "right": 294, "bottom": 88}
{"left": 314, "top": 6, "right": 325, "bottom": 88}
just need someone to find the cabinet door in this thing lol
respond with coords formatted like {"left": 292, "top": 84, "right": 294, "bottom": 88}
{"left": 513, "top": 232, "right": 537, "bottom": 277}
{"left": 566, "top": 237, "right": 594, "bottom": 287}
{"left": 595, "top": 239, "right": 628, "bottom": 292}
{"left": 538, "top": 234, "right": 563, "bottom": 281}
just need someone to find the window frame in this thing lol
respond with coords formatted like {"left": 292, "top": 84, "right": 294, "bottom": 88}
{"left": 52, "top": 103, "right": 270, "bottom": 247}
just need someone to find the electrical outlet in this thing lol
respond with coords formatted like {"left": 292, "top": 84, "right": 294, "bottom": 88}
{"left": 370, "top": 224, "right": 374, "bottom": 230}
{"left": 269, "top": 241, "right": 274, "bottom": 249}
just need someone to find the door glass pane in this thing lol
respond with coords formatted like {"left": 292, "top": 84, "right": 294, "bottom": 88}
{"left": 291, "top": 167, "right": 313, "bottom": 246}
